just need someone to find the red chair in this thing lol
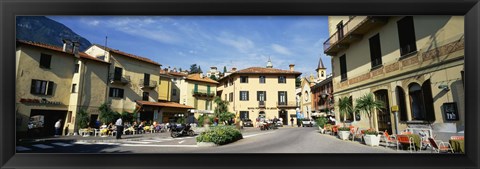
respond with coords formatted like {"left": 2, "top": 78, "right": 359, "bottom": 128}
{"left": 397, "top": 135, "right": 416, "bottom": 152}
{"left": 429, "top": 138, "right": 454, "bottom": 153}
{"left": 382, "top": 131, "right": 399, "bottom": 150}
{"left": 450, "top": 136, "right": 464, "bottom": 140}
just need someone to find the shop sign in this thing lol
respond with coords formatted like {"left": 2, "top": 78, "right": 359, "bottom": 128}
{"left": 391, "top": 105, "right": 399, "bottom": 112}
{"left": 443, "top": 102, "right": 459, "bottom": 121}
{"left": 19, "top": 98, "right": 62, "bottom": 105}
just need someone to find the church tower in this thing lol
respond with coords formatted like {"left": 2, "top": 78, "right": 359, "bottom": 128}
{"left": 316, "top": 56, "right": 327, "bottom": 82}
{"left": 266, "top": 56, "right": 273, "bottom": 68}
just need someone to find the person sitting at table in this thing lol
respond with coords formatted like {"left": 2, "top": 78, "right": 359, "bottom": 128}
{"left": 107, "top": 123, "right": 114, "bottom": 135}
{"left": 138, "top": 121, "right": 145, "bottom": 134}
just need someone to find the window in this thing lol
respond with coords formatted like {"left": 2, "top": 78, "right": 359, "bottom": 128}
{"left": 207, "top": 85, "right": 211, "bottom": 94}
{"left": 408, "top": 80, "right": 436, "bottom": 122}
{"left": 229, "top": 92, "right": 233, "bottom": 102}
{"left": 229, "top": 79, "right": 233, "bottom": 86}
{"left": 340, "top": 54, "right": 347, "bottom": 81}
{"left": 172, "top": 89, "right": 177, "bottom": 96}
{"left": 67, "top": 111, "right": 72, "bottom": 123}
{"left": 278, "top": 76, "right": 286, "bottom": 83}
{"left": 395, "top": 86, "right": 408, "bottom": 122}
{"left": 397, "top": 16, "right": 417, "bottom": 56}
{"left": 114, "top": 67, "right": 123, "bottom": 80}
{"left": 321, "top": 71, "right": 324, "bottom": 77}
{"left": 144, "top": 73, "right": 150, "bottom": 85}
{"left": 240, "top": 111, "right": 249, "bottom": 120}
{"left": 39, "top": 53, "right": 52, "bottom": 69}
{"left": 278, "top": 91, "right": 287, "bottom": 104}
{"left": 337, "top": 21, "right": 344, "bottom": 40}
{"left": 71, "top": 84, "right": 77, "bottom": 93}
{"left": 74, "top": 64, "right": 79, "bottom": 73}
{"left": 224, "top": 81, "right": 227, "bottom": 87}
{"left": 142, "top": 92, "right": 149, "bottom": 101}
{"left": 240, "top": 76, "right": 248, "bottom": 83}
{"left": 30, "top": 79, "right": 54, "bottom": 95}
{"left": 369, "top": 34, "right": 383, "bottom": 68}
{"left": 240, "top": 91, "right": 249, "bottom": 101}
{"left": 194, "top": 84, "right": 198, "bottom": 92}
{"left": 257, "top": 91, "right": 266, "bottom": 101}
{"left": 259, "top": 76, "right": 266, "bottom": 84}
{"left": 225, "top": 94, "right": 227, "bottom": 101}
{"left": 109, "top": 88, "right": 124, "bottom": 98}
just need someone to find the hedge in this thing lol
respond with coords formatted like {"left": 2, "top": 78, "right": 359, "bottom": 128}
{"left": 196, "top": 126, "right": 243, "bottom": 145}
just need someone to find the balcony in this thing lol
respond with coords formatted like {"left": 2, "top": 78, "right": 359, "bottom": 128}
{"left": 323, "top": 16, "right": 388, "bottom": 56}
{"left": 110, "top": 74, "right": 130, "bottom": 85}
{"left": 277, "top": 101, "right": 298, "bottom": 108}
{"left": 259, "top": 101, "right": 265, "bottom": 108}
{"left": 140, "top": 79, "right": 157, "bottom": 89}
{"left": 192, "top": 89, "right": 215, "bottom": 98}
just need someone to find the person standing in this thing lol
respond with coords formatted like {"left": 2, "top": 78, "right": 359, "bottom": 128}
{"left": 54, "top": 119, "right": 62, "bottom": 137}
{"left": 290, "top": 118, "right": 294, "bottom": 127}
{"left": 115, "top": 117, "right": 123, "bottom": 139}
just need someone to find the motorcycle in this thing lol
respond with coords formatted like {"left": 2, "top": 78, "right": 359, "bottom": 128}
{"left": 168, "top": 123, "right": 195, "bottom": 138}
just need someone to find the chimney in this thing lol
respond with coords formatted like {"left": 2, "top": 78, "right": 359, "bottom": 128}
{"left": 200, "top": 73, "right": 204, "bottom": 78}
{"left": 167, "top": 66, "right": 171, "bottom": 72}
{"left": 231, "top": 67, "right": 237, "bottom": 72}
{"left": 72, "top": 42, "right": 80, "bottom": 58}
{"left": 173, "top": 67, "right": 177, "bottom": 72}
{"left": 62, "top": 39, "right": 71, "bottom": 52}
{"left": 289, "top": 64, "right": 295, "bottom": 71}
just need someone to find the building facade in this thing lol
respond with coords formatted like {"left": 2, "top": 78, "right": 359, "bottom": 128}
{"left": 185, "top": 74, "right": 218, "bottom": 117}
{"left": 217, "top": 60, "right": 301, "bottom": 125}
{"left": 325, "top": 16, "right": 464, "bottom": 137}
{"left": 85, "top": 44, "right": 161, "bottom": 121}
{"left": 206, "top": 66, "right": 221, "bottom": 80}
{"left": 16, "top": 40, "right": 110, "bottom": 137}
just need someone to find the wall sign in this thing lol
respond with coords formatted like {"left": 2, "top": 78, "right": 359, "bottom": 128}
{"left": 19, "top": 98, "right": 62, "bottom": 105}
{"left": 443, "top": 102, "right": 459, "bottom": 121}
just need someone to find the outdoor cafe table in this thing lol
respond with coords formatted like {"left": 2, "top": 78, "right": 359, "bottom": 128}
{"left": 397, "top": 134, "right": 421, "bottom": 150}
{"left": 449, "top": 139, "right": 464, "bottom": 153}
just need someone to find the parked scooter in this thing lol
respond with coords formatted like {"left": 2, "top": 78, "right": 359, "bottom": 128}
{"left": 168, "top": 123, "right": 194, "bottom": 138}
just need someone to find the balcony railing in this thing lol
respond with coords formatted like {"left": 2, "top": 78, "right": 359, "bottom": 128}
{"left": 192, "top": 89, "right": 215, "bottom": 97}
{"left": 109, "top": 74, "right": 130, "bottom": 85}
{"left": 277, "top": 101, "right": 298, "bottom": 108}
{"left": 140, "top": 79, "right": 157, "bottom": 89}
{"left": 259, "top": 101, "right": 265, "bottom": 108}
{"left": 323, "top": 16, "right": 388, "bottom": 55}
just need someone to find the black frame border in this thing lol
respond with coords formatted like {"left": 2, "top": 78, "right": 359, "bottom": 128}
{"left": 1, "top": 0, "right": 479, "bottom": 169}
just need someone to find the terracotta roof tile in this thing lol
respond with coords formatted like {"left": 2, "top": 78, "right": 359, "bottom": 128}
{"left": 186, "top": 74, "right": 219, "bottom": 84}
{"left": 220, "top": 67, "right": 302, "bottom": 81}
{"left": 17, "top": 40, "right": 109, "bottom": 64}
{"left": 93, "top": 44, "right": 161, "bottom": 66}
{"left": 136, "top": 100, "right": 194, "bottom": 109}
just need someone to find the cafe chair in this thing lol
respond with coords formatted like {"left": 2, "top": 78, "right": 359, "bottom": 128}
{"left": 382, "top": 131, "right": 399, "bottom": 150}
{"left": 397, "top": 135, "right": 416, "bottom": 153}
{"left": 350, "top": 127, "right": 363, "bottom": 143}
{"left": 428, "top": 138, "right": 454, "bottom": 153}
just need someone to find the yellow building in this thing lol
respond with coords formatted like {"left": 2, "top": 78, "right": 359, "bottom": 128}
{"left": 217, "top": 60, "right": 301, "bottom": 125}
{"left": 16, "top": 40, "right": 110, "bottom": 137}
{"left": 158, "top": 69, "right": 173, "bottom": 102}
{"left": 325, "top": 16, "right": 464, "bottom": 137}
{"left": 85, "top": 44, "right": 161, "bottom": 122}
{"left": 184, "top": 73, "right": 218, "bottom": 117}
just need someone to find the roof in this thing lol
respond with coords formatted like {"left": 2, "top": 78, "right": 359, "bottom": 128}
{"left": 92, "top": 44, "right": 161, "bottom": 66}
{"left": 220, "top": 67, "right": 302, "bottom": 81}
{"left": 311, "top": 76, "right": 333, "bottom": 89}
{"left": 136, "top": 100, "right": 194, "bottom": 109}
{"left": 186, "top": 74, "right": 219, "bottom": 84}
{"left": 317, "top": 57, "right": 326, "bottom": 70}
{"left": 160, "top": 70, "right": 188, "bottom": 77}
{"left": 17, "top": 40, "right": 109, "bottom": 64}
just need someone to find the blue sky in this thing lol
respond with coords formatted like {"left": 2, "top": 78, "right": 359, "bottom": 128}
{"left": 48, "top": 16, "right": 331, "bottom": 77}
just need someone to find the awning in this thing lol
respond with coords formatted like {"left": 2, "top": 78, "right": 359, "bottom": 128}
{"left": 136, "top": 100, "right": 194, "bottom": 109}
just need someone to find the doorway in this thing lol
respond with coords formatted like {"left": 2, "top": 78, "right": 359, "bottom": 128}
{"left": 278, "top": 109, "right": 288, "bottom": 125}
{"left": 29, "top": 109, "right": 67, "bottom": 137}
{"left": 374, "top": 90, "right": 392, "bottom": 134}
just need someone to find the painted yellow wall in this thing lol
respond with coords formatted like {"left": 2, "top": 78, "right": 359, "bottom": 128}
{"left": 158, "top": 75, "right": 172, "bottom": 101}
{"left": 186, "top": 80, "right": 217, "bottom": 111}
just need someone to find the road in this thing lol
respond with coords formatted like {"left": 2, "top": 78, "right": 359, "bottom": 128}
{"left": 17, "top": 127, "right": 405, "bottom": 153}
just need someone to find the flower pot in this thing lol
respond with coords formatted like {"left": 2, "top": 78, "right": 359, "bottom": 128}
{"left": 318, "top": 127, "right": 325, "bottom": 134}
{"left": 363, "top": 134, "right": 380, "bottom": 146}
{"left": 338, "top": 131, "right": 350, "bottom": 140}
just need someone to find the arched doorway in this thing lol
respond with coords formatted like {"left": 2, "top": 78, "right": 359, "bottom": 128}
{"left": 374, "top": 90, "right": 392, "bottom": 134}
{"left": 395, "top": 86, "right": 408, "bottom": 122}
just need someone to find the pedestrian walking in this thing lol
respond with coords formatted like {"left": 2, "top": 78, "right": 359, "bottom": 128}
{"left": 290, "top": 118, "right": 294, "bottom": 127}
{"left": 54, "top": 119, "right": 62, "bottom": 137}
{"left": 115, "top": 117, "right": 123, "bottom": 139}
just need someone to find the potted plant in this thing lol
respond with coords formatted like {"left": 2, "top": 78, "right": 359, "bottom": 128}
{"left": 338, "top": 96, "right": 353, "bottom": 126}
{"left": 337, "top": 126, "right": 351, "bottom": 140}
{"left": 316, "top": 117, "right": 328, "bottom": 134}
{"left": 363, "top": 129, "right": 380, "bottom": 146}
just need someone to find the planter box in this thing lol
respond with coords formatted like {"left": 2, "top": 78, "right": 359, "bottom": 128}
{"left": 363, "top": 134, "right": 381, "bottom": 146}
{"left": 338, "top": 131, "right": 350, "bottom": 140}
{"left": 196, "top": 142, "right": 217, "bottom": 147}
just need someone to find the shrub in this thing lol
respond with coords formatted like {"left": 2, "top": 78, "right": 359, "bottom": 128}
{"left": 363, "top": 129, "right": 379, "bottom": 136}
{"left": 315, "top": 117, "right": 328, "bottom": 128}
{"left": 76, "top": 109, "right": 89, "bottom": 129}
{"left": 196, "top": 126, "right": 243, "bottom": 145}
{"left": 338, "top": 127, "right": 351, "bottom": 131}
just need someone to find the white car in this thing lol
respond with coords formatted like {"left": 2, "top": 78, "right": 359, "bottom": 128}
{"left": 301, "top": 119, "right": 316, "bottom": 127}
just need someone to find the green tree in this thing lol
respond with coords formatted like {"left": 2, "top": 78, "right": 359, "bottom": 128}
{"left": 120, "top": 111, "right": 133, "bottom": 123}
{"left": 210, "top": 75, "right": 218, "bottom": 81}
{"left": 223, "top": 66, "right": 227, "bottom": 73}
{"left": 189, "top": 64, "right": 199, "bottom": 74}
{"left": 76, "top": 109, "right": 89, "bottom": 129}
{"left": 179, "top": 68, "right": 183, "bottom": 72}
{"left": 198, "top": 66, "right": 203, "bottom": 73}
{"left": 354, "top": 93, "right": 385, "bottom": 130}
{"left": 338, "top": 96, "right": 353, "bottom": 126}
{"left": 98, "top": 103, "right": 119, "bottom": 124}
{"left": 213, "top": 96, "right": 234, "bottom": 123}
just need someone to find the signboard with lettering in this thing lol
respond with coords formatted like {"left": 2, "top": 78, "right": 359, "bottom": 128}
{"left": 19, "top": 98, "right": 62, "bottom": 105}
{"left": 391, "top": 105, "right": 399, "bottom": 112}
{"left": 443, "top": 102, "right": 459, "bottom": 121}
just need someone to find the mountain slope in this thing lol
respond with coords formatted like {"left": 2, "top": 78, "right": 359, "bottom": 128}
{"left": 16, "top": 16, "right": 92, "bottom": 51}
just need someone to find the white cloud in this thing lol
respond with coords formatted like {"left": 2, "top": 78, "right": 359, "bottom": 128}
{"left": 271, "top": 43, "right": 292, "bottom": 55}
{"left": 216, "top": 32, "right": 255, "bottom": 53}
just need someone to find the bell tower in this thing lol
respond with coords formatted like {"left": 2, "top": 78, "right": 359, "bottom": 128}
{"left": 316, "top": 57, "right": 327, "bottom": 82}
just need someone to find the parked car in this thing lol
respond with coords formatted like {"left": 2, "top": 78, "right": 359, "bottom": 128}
{"left": 301, "top": 119, "right": 316, "bottom": 127}
{"left": 243, "top": 119, "right": 253, "bottom": 127}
